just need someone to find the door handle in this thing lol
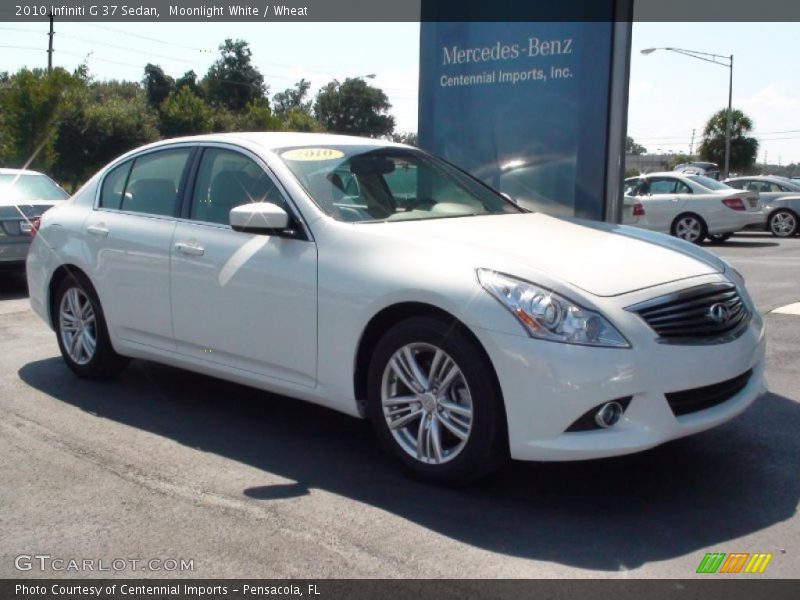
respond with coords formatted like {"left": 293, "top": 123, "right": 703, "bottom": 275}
{"left": 86, "top": 224, "right": 109, "bottom": 238}
{"left": 174, "top": 241, "right": 205, "bottom": 256}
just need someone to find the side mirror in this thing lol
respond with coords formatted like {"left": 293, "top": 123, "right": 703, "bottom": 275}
{"left": 229, "top": 203, "right": 290, "bottom": 235}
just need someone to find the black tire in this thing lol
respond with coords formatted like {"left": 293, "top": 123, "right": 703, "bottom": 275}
{"left": 671, "top": 213, "right": 708, "bottom": 244}
{"left": 53, "top": 273, "right": 129, "bottom": 378}
{"left": 708, "top": 232, "right": 733, "bottom": 244}
{"left": 768, "top": 209, "right": 798, "bottom": 238}
{"left": 366, "top": 316, "right": 507, "bottom": 485}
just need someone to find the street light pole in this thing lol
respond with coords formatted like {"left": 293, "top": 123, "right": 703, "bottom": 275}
{"left": 641, "top": 47, "right": 734, "bottom": 178}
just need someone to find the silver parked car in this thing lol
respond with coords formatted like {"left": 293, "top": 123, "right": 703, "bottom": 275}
{"left": 0, "top": 169, "right": 69, "bottom": 269}
{"left": 724, "top": 176, "right": 800, "bottom": 237}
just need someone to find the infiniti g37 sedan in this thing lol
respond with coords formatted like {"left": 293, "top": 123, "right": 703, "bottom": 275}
{"left": 27, "top": 133, "right": 767, "bottom": 484}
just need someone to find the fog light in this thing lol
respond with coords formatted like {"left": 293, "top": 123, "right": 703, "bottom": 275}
{"left": 595, "top": 401, "right": 623, "bottom": 428}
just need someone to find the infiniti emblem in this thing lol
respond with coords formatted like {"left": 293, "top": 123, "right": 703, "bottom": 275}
{"left": 707, "top": 303, "right": 731, "bottom": 324}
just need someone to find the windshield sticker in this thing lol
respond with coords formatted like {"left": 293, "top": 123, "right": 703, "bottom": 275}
{"left": 281, "top": 148, "right": 345, "bottom": 161}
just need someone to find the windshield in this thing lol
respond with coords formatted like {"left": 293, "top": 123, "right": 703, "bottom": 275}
{"left": 0, "top": 173, "right": 69, "bottom": 202}
{"left": 276, "top": 145, "right": 521, "bottom": 223}
{"left": 687, "top": 175, "right": 731, "bottom": 191}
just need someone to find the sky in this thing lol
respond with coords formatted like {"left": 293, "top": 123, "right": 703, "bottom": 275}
{"left": 1, "top": 20, "right": 798, "bottom": 164}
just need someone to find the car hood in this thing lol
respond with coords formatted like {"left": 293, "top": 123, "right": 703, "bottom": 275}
{"left": 364, "top": 213, "right": 722, "bottom": 297}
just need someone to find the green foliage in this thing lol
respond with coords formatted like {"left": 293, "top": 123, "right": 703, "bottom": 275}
{"left": 282, "top": 109, "right": 323, "bottom": 132}
{"left": 143, "top": 63, "right": 174, "bottom": 109}
{"left": 314, "top": 78, "right": 395, "bottom": 138}
{"left": 273, "top": 79, "right": 312, "bottom": 120}
{"left": 624, "top": 167, "right": 640, "bottom": 178}
{"left": 698, "top": 108, "right": 759, "bottom": 173}
{"left": 175, "top": 70, "right": 202, "bottom": 98}
{"left": 0, "top": 68, "right": 81, "bottom": 171}
{"left": 232, "top": 100, "right": 282, "bottom": 131}
{"left": 159, "top": 87, "right": 213, "bottom": 137}
{"left": 52, "top": 83, "right": 159, "bottom": 189}
{"left": 625, "top": 136, "right": 647, "bottom": 156}
{"left": 203, "top": 39, "right": 267, "bottom": 111}
{"left": 390, "top": 132, "right": 418, "bottom": 146}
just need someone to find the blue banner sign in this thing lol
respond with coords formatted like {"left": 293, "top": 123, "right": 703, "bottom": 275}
{"left": 419, "top": 16, "right": 624, "bottom": 221}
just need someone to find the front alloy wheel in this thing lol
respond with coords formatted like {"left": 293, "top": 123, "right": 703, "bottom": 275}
{"left": 367, "top": 317, "right": 507, "bottom": 484}
{"left": 381, "top": 343, "right": 473, "bottom": 464}
{"left": 769, "top": 210, "right": 798, "bottom": 237}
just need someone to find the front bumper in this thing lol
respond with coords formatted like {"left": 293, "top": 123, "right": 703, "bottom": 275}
{"left": 473, "top": 275, "right": 767, "bottom": 461}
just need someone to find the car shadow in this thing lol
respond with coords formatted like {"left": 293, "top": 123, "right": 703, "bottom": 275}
{"left": 0, "top": 271, "right": 28, "bottom": 300}
{"left": 18, "top": 357, "right": 800, "bottom": 572}
{"left": 703, "top": 240, "right": 779, "bottom": 249}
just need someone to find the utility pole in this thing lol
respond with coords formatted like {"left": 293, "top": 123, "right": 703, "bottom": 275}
{"left": 689, "top": 128, "right": 696, "bottom": 159}
{"left": 47, "top": 13, "right": 54, "bottom": 73}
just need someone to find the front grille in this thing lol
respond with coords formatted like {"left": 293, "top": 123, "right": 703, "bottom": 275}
{"left": 665, "top": 369, "right": 753, "bottom": 416}
{"left": 628, "top": 282, "right": 750, "bottom": 343}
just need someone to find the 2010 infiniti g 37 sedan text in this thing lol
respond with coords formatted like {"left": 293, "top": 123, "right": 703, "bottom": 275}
{"left": 27, "top": 133, "right": 767, "bottom": 484}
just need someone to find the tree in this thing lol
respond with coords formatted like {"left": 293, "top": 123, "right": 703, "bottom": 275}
{"left": 52, "top": 82, "right": 159, "bottom": 189}
{"left": 175, "top": 70, "right": 203, "bottom": 98}
{"left": 314, "top": 78, "right": 395, "bottom": 137}
{"left": 698, "top": 108, "right": 759, "bottom": 173}
{"left": 232, "top": 100, "right": 282, "bottom": 131}
{"left": 203, "top": 39, "right": 267, "bottom": 111}
{"left": 143, "top": 64, "right": 174, "bottom": 109}
{"left": 273, "top": 79, "right": 312, "bottom": 120}
{"left": 159, "top": 87, "right": 214, "bottom": 137}
{"left": 391, "top": 132, "right": 418, "bottom": 146}
{"left": 0, "top": 67, "right": 81, "bottom": 171}
{"left": 625, "top": 136, "right": 647, "bottom": 156}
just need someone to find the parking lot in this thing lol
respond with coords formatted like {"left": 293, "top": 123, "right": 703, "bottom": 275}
{"left": 1, "top": 232, "right": 798, "bottom": 579}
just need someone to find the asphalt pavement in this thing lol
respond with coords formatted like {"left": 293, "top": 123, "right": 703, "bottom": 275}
{"left": 1, "top": 232, "right": 798, "bottom": 579}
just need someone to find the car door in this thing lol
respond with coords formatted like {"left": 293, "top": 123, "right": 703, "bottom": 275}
{"left": 169, "top": 145, "right": 318, "bottom": 387}
{"left": 639, "top": 177, "right": 682, "bottom": 232}
{"left": 83, "top": 146, "right": 194, "bottom": 349}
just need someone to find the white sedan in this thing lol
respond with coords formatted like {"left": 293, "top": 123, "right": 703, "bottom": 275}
{"left": 27, "top": 134, "right": 766, "bottom": 484}
{"left": 624, "top": 172, "right": 765, "bottom": 243}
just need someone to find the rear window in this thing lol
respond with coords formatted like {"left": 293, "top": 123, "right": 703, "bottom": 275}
{"left": 687, "top": 175, "right": 731, "bottom": 191}
{"left": 0, "top": 173, "right": 68, "bottom": 202}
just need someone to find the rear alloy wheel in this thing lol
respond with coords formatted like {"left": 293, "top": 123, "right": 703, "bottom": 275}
{"left": 54, "top": 275, "right": 128, "bottom": 378}
{"left": 367, "top": 317, "right": 507, "bottom": 484}
{"left": 672, "top": 214, "right": 707, "bottom": 244}
{"left": 768, "top": 210, "right": 798, "bottom": 238}
{"left": 708, "top": 232, "right": 733, "bottom": 244}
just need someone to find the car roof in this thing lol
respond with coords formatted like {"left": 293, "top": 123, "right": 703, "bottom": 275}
{"left": 141, "top": 132, "right": 404, "bottom": 152}
{"left": 0, "top": 168, "right": 45, "bottom": 176}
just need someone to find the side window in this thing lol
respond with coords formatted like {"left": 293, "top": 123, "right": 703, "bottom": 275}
{"left": 624, "top": 178, "right": 642, "bottom": 196}
{"left": 675, "top": 181, "right": 693, "bottom": 194}
{"left": 727, "top": 180, "right": 744, "bottom": 190}
{"left": 191, "top": 148, "right": 286, "bottom": 225}
{"left": 120, "top": 148, "right": 192, "bottom": 217}
{"left": 383, "top": 160, "right": 419, "bottom": 207}
{"left": 648, "top": 178, "right": 676, "bottom": 195}
{"left": 99, "top": 161, "right": 133, "bottom": 209}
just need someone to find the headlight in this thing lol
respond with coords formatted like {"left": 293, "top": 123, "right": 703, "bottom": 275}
{"left": 477, "top": 269, "right": 630, "bottom": 348}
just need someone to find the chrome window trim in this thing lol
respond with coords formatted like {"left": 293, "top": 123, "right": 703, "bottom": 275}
{"left": 93, "top": 141, "right": 314, "bottom": 242}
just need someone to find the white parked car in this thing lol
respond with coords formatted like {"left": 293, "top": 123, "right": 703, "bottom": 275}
{"left": 625, "top": 172, "right": 764, "bottom": 244}
{"left": 0, "top": 168, "right": 69, "bottom": 269}
{"left": 27, "top": 134, "right": 766, "bottom": 484}
{"left": 724, "top": 176, "right": 800, "bottom": 237}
